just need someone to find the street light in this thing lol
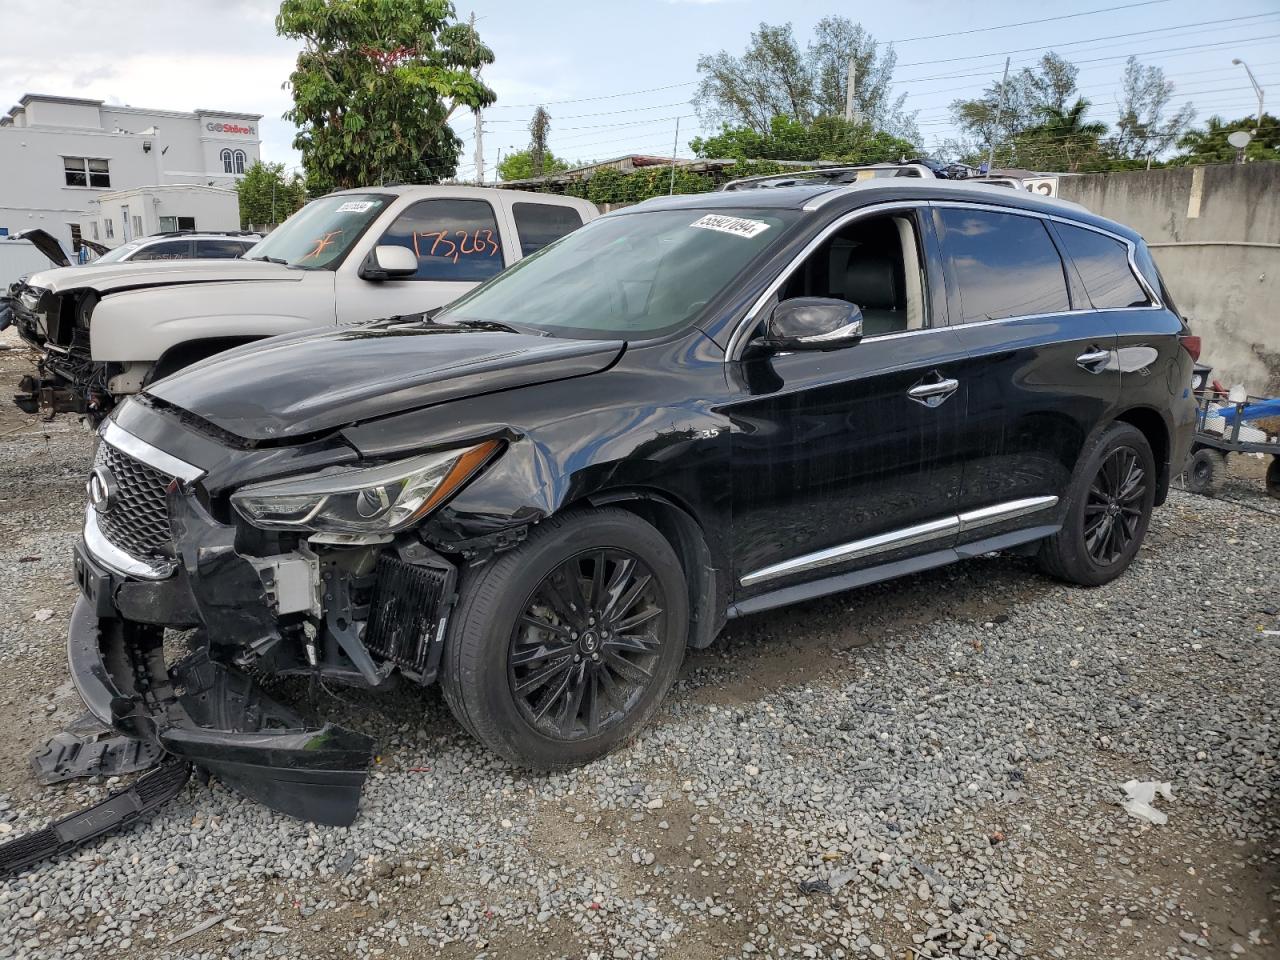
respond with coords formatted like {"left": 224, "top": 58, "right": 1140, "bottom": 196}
{"left": 1231, "top": 58, "right": 1265, "bottom": 135}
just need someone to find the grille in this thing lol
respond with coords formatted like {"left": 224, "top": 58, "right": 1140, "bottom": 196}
{"left": 364, "top": 554, "right": 451, "bottom": 675}
{"left": 93, "top": 441, "right": 175, "bottom": 561}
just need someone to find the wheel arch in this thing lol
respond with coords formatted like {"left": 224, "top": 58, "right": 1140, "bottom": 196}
{"left": 584, "top": 487, "right": 727, "bottom": 650}
{"left": 149, "top": 336, "right": 266, "bottom": 384}
{"left": 1111, "top": 405, "right": 1173, "bottom": 505}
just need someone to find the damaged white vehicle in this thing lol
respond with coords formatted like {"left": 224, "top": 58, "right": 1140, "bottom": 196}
{"left": 8, "top": 185, "right": 596, "bottom": 419}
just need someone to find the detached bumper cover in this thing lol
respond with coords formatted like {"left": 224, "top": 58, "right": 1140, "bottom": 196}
{"left": 67, "top": 587, "right": 374, "bottom": 827}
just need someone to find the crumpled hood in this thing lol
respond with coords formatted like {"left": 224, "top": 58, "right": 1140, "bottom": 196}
{"left": 25, "top": 258, "right": 304, "bottom": 295}
{"left": 146, "top": 320, "right": 625, "bottom": 441}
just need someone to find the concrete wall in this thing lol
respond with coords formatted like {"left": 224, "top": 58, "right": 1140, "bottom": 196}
{"left": 1058, "top": 163, "right": 1280, "bottom": 394}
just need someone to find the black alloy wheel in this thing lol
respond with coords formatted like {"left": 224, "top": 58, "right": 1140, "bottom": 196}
{"left": 440, "top": 508, "right": 688, "bottom": 769}
{"left": 508, "top": 549, "right": 667, "bottom": 741}
{"left": 1083, "top": 446, "right": 1147, "bottom": 565}
{"left": 1038, "top": 422, "right": 1156, "bottom": 587}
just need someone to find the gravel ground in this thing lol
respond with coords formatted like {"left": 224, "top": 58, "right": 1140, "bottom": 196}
{"left": 0, "top": 327, "right": 1277, "bottom": 960}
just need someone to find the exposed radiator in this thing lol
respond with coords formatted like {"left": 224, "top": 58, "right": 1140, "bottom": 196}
{"left": 363, "top": 553, "right": 452, "bottom": 677}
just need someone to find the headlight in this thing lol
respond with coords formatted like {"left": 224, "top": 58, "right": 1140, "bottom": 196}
{"left": 17, "top": 287, "right": 42, "bottom": 312}
{"left": 231, "top": 440, "right": 500, "bottom": 533}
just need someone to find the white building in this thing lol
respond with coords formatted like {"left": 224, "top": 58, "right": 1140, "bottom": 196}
{"left": 85, "top": 185, "right": 242, "bottom": 245}
{"left": 0, "top": 93, "right": 262, "bottom": 253}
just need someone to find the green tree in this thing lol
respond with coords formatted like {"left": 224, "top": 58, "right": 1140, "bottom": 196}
{"left": 949, "top": 52, "right": 1080, "bottom": 158}
{"left": 690, "top": 115, "right": 916, "bottom": 163}
{"left": 528, "top": 105, "right": 551, "bottom": 177}
{"left": 694, "top": 17, "right": 917, "bottom": 141}
{"left": 1170, "top": 113, "right": 1280, "bottom": 165}
{"left": 497, "top": 149, "right": 572, "bottom": 182}
{"left": 1107, "top": 56, "right": 1194, "bottom": 164}
{"left": 236, "top": 161, "right": 307, "bottom": 228}
{"left": 277, "top": 0, "right": 496, "bottom": 193}
{"left": 1016, "top": 98, "right": 1109, "bottom": 172}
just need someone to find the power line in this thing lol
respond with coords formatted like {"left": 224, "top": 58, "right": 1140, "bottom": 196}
{"left": 891, "top": 0, "right": 1174, "bottom": 43}
{"left": 485, "top": 100, "right": 692, "bottom": 123}
{"left": 900, "top": 34, "right": 1280, "bottom": 85}
{"left": 488, "top": 80, "right": 698, "bottom": 110}
{"left": 896, "top": 12, "right": 1279, "bottom": 69}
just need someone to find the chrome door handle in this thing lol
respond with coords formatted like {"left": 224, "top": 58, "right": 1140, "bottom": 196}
{"left": 908, "top": 377, "right": 959, "bottom": 408}
{"left": 1076, "top": 348, "right": 1111, "bottom": 372}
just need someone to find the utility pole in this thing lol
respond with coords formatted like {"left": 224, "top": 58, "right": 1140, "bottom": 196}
{"left": 987, "top": 56, "right": 1011, "bottom": 171}
{"left": 1231, "top": 58, "right": 1265, "bottom": 135}
{"left": 669, "top": 116, "right": 681, "bottom": 195}
{"left": 474, "top": 109, "right": 485, "bottom": 184}
{"left": 844, "top": 57, "right": 860, "bottom": 124}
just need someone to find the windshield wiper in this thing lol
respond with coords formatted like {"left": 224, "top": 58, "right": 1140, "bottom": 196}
{"left": 246, "top": 254, "right": 289, "bottom": 265}
{"left": 438, "top": 317, "right": 548, "bottom": 337}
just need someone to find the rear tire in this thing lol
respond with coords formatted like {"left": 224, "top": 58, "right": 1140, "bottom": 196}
{"left": 1267, "top": 456, "right": 1280, "bottom": 501}
{"left": 1038, "top": 422, "right": 1156, "bottom": 587}
{"left": 440, "top": 508, "right": 688, "bottom": 769}
{"left": 1183, "top": 447, "right": 1226, "bottom": 497}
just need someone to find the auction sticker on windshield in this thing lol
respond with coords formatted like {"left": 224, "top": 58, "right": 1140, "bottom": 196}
{"left": 690, "top": 214, "right": 771, "bottom": 239}
{"left": 336, "top": 200, "right": 378, "bottom": 214}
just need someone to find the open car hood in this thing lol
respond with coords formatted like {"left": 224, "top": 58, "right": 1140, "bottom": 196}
{"left": 147, "top": 320, "right": 625, "bottom": 441}
{"left": 24, "top": 258, "right": 305, "bottom": 295}
{"left": 11, "top": 229, "right": 71, "bottom": 267}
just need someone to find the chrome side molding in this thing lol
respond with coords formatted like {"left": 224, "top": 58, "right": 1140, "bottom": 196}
{"left": 740, "top": 495, "right": 1059, "bottom": 587}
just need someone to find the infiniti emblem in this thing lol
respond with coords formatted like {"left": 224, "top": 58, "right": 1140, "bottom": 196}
{"left": 87, "top": 467, "right": 119, "bottom": 514}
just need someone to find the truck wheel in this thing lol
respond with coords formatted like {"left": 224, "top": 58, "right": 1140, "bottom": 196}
{"left": 1183, "top": 447, "right": 1226, "bottom": 497}
{"left": 1038, "top": 422, "right": 1156, "bottom": 587}
{"left": 1267, "top": 456, "right": 1280, "bottom": 501}
{"left": 440, "top": 508, "right": 688, "bottom": 769}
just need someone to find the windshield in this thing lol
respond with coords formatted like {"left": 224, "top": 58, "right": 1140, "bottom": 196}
{"left": 95, "top": 239, "right": 147, "bottom": 263}
{"left": 242, "top": 193, "right": 391, "bottom": 269}
{"left": 439, "top": 207, "right": 797, "bottom": 339}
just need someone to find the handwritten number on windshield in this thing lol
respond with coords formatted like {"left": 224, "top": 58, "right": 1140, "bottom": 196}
{"left": 412, "top": 229, "right": 500, "bottom": 264}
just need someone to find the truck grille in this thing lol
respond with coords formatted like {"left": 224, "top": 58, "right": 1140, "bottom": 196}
{"left": 93, "top": 441, "right": 175, "bottom": 562}
{"left": 364, "top": 554, "right": 452, "bottom": 676}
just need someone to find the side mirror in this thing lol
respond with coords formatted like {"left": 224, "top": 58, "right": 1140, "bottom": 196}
{"left": 753, "top": 297, "right": 864, "bottom": 353}
{"left": 360, "top": 244, "right": 419, "bottom": 281}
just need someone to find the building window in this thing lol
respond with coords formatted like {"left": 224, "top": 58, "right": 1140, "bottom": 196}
{"left": 233, "top": 150, "right": 247, "bottom": 174}
{"left": 158, "top": 215, "right": 197, "bottom": 232}
{"left": 90, "top": 222, "right": 99, "bottom": 241}
{"left": 132, "top": 215, "right": 143, "bottom": 237}
{"left": 69, "top": 224, "right": 83, "bottom": 253}
{"left": 63, "top": 157, "right": 110, "bottom": 189}
{"left": 221, "top": 149, "right": 234, "bottom": 174}
{"left": 104, "top": 218, "right": 114, "bottom": 239}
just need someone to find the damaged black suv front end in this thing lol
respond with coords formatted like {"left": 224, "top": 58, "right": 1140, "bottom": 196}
{"left": 69, "top": 398, "right": 495, "bottom": 826}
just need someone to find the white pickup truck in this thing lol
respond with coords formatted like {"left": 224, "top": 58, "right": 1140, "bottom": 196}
{"left": 9, "top": 185, "right": 597, "bottom": 419}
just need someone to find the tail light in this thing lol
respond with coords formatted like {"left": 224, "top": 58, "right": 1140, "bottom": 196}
{"left": 1179, "top": 334, "right": 1201, "bottom": 361}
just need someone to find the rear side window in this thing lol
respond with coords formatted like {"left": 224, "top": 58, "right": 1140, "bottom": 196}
{"left": 195, "top": 239, "right": 250, "bottom": 258}
{"left": 1054, "top": 223, "right": 1150, "bottom": 309}
{"left": 511, "top": 202, "right": 584, "bottom": 256}
{"left": 939, "top": 209, "right": 1071, "bottom": 322}
{"left": 129, "top": 239, "right": 192, "bottom": 261}
{"left": 378, "top": 198, "right": 504, "bottom": 282}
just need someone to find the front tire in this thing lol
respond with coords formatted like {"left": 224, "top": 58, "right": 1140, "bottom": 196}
{"left": 440, "top": 508, "right": 688, "bottom": 769}
{"left": 1038, "top": 422, "right": 1156, "bottom": 587}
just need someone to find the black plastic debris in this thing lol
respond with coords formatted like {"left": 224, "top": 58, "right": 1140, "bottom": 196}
{"left": 798, "top": 877, "right": 833, "bottom": 895}
{"left": 30, "top": 712, "right": 163, "bottom": 785}
{"left": 0, "top": 760, "right": 191, "bottom": 878}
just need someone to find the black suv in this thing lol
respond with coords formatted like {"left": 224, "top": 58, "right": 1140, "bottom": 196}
{"left": 63, "top": 180, "right": 1197, "bottom": 826}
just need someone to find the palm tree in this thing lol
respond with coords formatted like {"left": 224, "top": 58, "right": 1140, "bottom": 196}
{"left": 1017, "top": 97, "right": 1108, "bottom": 171}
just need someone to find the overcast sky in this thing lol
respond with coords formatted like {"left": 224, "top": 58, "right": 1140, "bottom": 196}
{"left": 0, "top": 0, "right": 1275, "bottom": 180}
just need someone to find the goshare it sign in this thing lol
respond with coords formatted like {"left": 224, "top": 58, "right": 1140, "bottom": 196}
{"left": 206, "top": 121, "right": 256, "bottom": 136}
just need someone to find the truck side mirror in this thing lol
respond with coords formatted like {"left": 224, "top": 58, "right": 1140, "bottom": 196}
{"left": 360, "top": 245, "right": 418, "bottom": 281}
{"left": 752, "top": 297, "right": 864, "bottom": 353}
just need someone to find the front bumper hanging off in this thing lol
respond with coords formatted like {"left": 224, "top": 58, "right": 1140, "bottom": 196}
{"left": 64, "top": 490, "right": 380, "bottom": 828}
